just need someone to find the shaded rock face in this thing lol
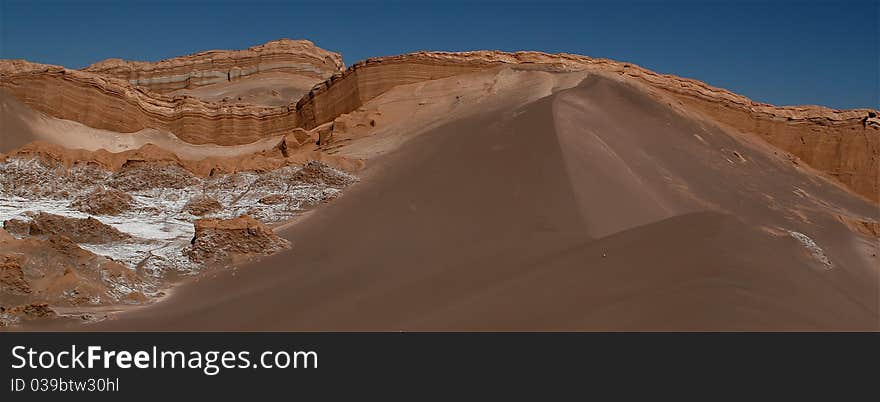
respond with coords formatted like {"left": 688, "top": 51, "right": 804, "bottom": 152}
{"left": 183, "top": 195, "right": 223, "bottom": 216}
{"left": 69, "top": 186, "right": 134, "bottom": 215}
{"left": 188, "top": 215, "right": 290, "bottom": 263}
{"left": 15, "top": 212, "right": 130, "bottom": 243}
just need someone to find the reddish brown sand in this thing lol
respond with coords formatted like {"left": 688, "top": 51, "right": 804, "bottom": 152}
{"left": 54, "top": 75, "right": 879, "bottom": 331}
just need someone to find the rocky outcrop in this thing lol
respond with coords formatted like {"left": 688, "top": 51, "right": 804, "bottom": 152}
{"left": 0, "top": 233, "right": 146, "bottom": 313}
{"left": 0, "top": 140, "right": 358, "bottom": 180}
{"left": 12, "top": 212, "right": 130, "bottom": 243}
{"left": 83, "top": 39, "right": 344, "bottom": 93}
{"left": 188, "top": 215, "right": 290, "bottom": 263}
{"left": 69, "top": 186, "right": 134, "bottom": 215}
{"left": 290, "top": 160, "right": 358, "bottom": 186}
{"left": 183, "top": 195, "right": 223, "bottom": 216}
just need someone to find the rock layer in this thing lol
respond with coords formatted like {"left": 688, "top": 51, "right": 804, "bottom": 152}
{"left": 294, "top": 51, "right": 879, "bottom": 202}
{"left": 2, "top": 44, "right": 877, "bottom": 201}
{"left": 0, "top": 60, "right": 298, "bottom": 145}
{"left": 82, "top": 39, "right": 344, "bottom": 93}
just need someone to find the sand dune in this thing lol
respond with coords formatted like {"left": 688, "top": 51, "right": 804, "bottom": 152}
{"left": 2, "top": 39, "right": 877, "bottom": 330}
{"left": 83, "top": 75, "right": 878, "bottom": 331}
{"left": 5, "top": 43, "right": 876, "bottom": 202}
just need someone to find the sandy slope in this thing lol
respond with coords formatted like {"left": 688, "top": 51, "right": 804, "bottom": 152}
{"left": 84, "top": 74, "right": 878, "bottom": 331}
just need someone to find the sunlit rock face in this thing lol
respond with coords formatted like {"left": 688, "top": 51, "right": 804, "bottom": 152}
{"left": 82, "top": 39, "right": 344, "bottom": 93}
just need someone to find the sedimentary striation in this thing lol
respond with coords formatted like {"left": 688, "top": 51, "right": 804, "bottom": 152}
{"left": 1, "top": 41, "right": 877, "bottom": 202}
{"left": 293, "top": 51, "right": 879, "bottom": 202}
{"left": 82, "top": 39, "right": 344, "bottom": 93}
{"left": 0, "top": 60, "right": 299, "bottom": 145}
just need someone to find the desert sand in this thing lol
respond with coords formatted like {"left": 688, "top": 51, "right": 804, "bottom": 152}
{"left": 1, "top": 40, "right": 877, "bottom": 331}
{"left": 86, "top": 75, "right": 879, "bottom": 331}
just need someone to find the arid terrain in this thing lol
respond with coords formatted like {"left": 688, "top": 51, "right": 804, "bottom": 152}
{"left": 0, "top": 39, "right": 877, "bottom": 330}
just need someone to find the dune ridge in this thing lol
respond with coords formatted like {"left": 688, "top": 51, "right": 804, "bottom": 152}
{"left": 295, "top": 51, "right": 879, "bottom": 201}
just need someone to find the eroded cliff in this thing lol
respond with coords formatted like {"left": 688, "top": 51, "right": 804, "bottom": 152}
{"left": 293, "top": 50, "right": 879, "bottom": 202}
{"left": 1, "top": 44, "right": 877, "bottom": 201}
{"left": 82, "top": 39, "right": 344, "bottom": 93}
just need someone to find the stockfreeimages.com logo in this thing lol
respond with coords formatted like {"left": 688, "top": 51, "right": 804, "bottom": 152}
{"left": 11, "top": 345, "right": 317, "bottom": 376}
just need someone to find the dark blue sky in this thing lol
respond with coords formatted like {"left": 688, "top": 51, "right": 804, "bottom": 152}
{"left": 1, "top": 1, "right": 876, "bottom": 109}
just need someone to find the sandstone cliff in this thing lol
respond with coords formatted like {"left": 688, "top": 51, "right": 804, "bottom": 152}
{"left": 82, "top": 39, "right": 344, "bottom": 93}
{"left": 292, "top": 51, "right": 879, "bottom": 202}
{"left": 2, "top": 45, "right": 877, "bottom": 201}
{"left": 0, "top": 60, "right": 298, "bottom": 145}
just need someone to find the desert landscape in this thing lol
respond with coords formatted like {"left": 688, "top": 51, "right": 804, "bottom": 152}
{"left": 0, "top": 39, "right": 877, "bottom": 330}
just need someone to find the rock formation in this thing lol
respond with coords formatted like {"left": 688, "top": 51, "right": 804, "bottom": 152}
{"left": 0, "top": 140, "right": 357, "bottom": 179}
{"left": 1, "top": 37, "right": 878, "bottom": 329}
{"left": 69, "top": 186, "right": 135, "bottom": 215}
{"left": 0, "top": 232, "right": 147, "bottom": 318}
{"left": 290, "top": 160, "right": 359, "bottom": 186}
{"left": 3, "top": 42, "right": 875, "bottom": 201}
{"left": 188, "top": 215, "right": 290, "bottom": 263}
{"left": 11, "top": 212, "right": 130, "bottom": 243}
{"left": 293, "top": 51, "right": 879, "bottom": 202}
{"left": 183, "top": 195, "right": 223, "bottom": 216}
{"left": 82, "top": 39, "right": 343, "bottom": 93}
{"left": 0, "top": 60, "right": 299, "bottom": 145}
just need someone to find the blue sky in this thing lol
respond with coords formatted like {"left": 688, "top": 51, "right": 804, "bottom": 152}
{"left": 1, "top": 1, "right": 876, "bottom": 109}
